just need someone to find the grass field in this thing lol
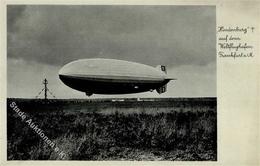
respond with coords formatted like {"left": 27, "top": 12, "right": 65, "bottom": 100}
{"left": 7, "top": 98, "right": 217, "bottom": 160}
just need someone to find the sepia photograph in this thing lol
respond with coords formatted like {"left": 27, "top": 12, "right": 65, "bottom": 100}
{"left": 7, "top": 5, "right": 217, "bottom": 161}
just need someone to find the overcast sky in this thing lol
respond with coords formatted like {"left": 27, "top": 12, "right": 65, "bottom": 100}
{"left": 7, "top": 5, "right": 216, "bottom": 99}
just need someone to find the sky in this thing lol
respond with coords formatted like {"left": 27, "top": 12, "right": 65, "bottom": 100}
{"left": 7, "top": 5, "right": 216, "bottom": 99}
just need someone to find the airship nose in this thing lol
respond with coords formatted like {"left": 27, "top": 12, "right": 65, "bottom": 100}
{"left": 59, "top": 61, "right": 78, "bottom": 76}
{"left": 58, "top": 67, "right": 66, "bottom": 82}
{"left": 58, "top": 66, "right": 71, "bottom": 86}
{"left": 58, "top": 67, "right": 65, "bottom": 76}
{"left": 59, "top": 65, "right": 70, "bottom": 76}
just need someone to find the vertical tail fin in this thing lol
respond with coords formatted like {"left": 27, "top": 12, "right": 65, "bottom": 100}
{"left": 156, "top": 65, "right": 167, "bottom": 94}
{"left": 156, "top": 65, "right": 167, "bottom": 73}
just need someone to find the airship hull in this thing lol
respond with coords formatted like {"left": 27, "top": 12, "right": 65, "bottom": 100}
{"left": 59, "top": 58, "right": 173, "bottom": 96}
{"left": 59, "top": 74, "right": 170, "bottom": 95}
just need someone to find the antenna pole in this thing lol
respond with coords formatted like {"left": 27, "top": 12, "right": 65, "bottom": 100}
{"left": 36, "top": 78, "right": 55, "bottom": 100}
{"left": 43, "top": 78, "right": 48, "bottom": 100}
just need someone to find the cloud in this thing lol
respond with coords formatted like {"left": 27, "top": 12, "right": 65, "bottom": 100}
{"left": 7, "top": 5, "right": 216, "bottom": 68}
{"left": 7, "top": 6, "right": 216, "bottom": 98}
{"left": 7, "top": 5, "right": 26, "bottom": 32}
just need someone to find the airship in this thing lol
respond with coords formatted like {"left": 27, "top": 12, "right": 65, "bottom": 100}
{"left": 59, "top": 58, "right": 175, "bottom": 96}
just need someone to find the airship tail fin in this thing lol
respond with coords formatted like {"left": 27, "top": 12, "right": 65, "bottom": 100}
{"left": 156, "top": 65, "right": 167, "bottom": 73}
{"left": 156, "top": 65, "right": 168, "bottom": 94}
{"left": 156, "top": 85, "right": 167, "bottom": 94}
